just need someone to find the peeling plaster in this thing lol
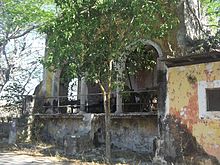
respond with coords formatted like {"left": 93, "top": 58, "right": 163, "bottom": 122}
{"left": 167, "top": 61, "right": 220, "bottom": 161}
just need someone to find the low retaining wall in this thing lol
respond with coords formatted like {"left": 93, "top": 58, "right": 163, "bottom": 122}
{"left": 35, "top": 112, "right": 158, "bottom": 154}
{"left": 0, "top": 120, "right": 10, "bottom": 142}
{"left": 111, "top": 114, "right": 158, "bottom": 153}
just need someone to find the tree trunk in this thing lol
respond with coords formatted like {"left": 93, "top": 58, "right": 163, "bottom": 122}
{"left": 104, "top": 92, "right": 111, "bottom": 162}
{"left": 98, "top": 60, "right": 113, "bottom": 162}
{"left": 98, "top": 83, "right": 112, "bottom": 162}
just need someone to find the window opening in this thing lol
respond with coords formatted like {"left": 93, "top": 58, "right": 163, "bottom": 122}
{"left": 206, "top": 88, "right": 220, "bottom": 111}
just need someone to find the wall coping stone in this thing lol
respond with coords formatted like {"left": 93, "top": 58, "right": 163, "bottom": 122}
{"left": 34, "top": 112, "right": 157, "bottom": 119}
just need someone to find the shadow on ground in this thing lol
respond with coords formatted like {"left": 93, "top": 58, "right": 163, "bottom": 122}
{"left": 0, "top": 142, "right": 153, "bottom": 165}
{"left": 38, "top": 144, "right": 153, "bottom": 164}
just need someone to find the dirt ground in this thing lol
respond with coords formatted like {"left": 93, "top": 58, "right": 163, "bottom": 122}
{"left": 0, "top": 142, "right": 153, "bottom": 165}
{"left": 0, "top": 151, "right": 113, "bottom": 165}
{"left": 0, "top": 152, "right": 59, "bottom": 165}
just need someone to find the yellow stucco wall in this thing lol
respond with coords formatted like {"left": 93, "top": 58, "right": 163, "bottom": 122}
{"left": 45, "top": 70, "right": 53, "bottom": 97}
{"left": 167, "top": 61, "right": 220, "bottom": 160}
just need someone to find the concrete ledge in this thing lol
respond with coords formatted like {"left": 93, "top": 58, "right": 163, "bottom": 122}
{"left": 34, "top": 114, "right": 84, "bottom": 119}
{"left": 94, "top": 112, "right": 157, "bottom": 118}
{"left": 34, "top": 112, "right": 157, "bottom": 119}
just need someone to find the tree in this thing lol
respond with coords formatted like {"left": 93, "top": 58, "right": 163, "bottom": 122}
{"left": 0, "top": 0, "right": 55, "bottom": 104}
{"left": 200, "top": 0, "right": 220, "bottom": 49}
{"left": 184, "top": 0, "right": 220, "bottom": 53}
{"left": 44, "top": 0, "right": 179, "bottom": 161}
{"left": 200, "top": 0, "right": 220, "bottom": 29}
{"left": 0, "top": 34, "right": 45, "bottom": 105}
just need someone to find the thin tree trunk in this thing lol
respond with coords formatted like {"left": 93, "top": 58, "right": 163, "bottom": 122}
{"left": 98, "top": 82, "right": 111, "bottom": 163}
{"left": 98, "top": 60, "right": 113, "bottom": 163}
{"left": 105, "top": 92, "right": 111, "bottom": 162}
{"left": 106, "top": 60, "right": 113, "bottom": 162}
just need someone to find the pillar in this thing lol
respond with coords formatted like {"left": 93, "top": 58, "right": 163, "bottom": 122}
{"left": 80, "top": 77, "right": 88, "bottom": 112}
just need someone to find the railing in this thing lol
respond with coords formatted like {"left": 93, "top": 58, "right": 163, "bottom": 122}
{"left": 120, "top": 90, "right": 157, "bottom": 112}
{"left": 21, "top": 89, "right": 158, "bottom": 114}
{"left": 25, "top": 93, "right": 107, "bottom": 114}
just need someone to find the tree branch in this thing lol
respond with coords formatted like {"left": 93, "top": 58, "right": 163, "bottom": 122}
{"left": 119, "top": 16, "right": 135, "bottom": 45}
{"left": 0, "top": 25, "right": 39, "bottom": 48}
{"left": 8, "top": 25, "right": 39, "bottom": 40}
{"left": 204, "top": 24, "right": 219, "bottom": 27}
{"left": 2, "top": 43, "right": 9, "bottom": 68}
{"left": 20, "top": 65, "right": 38, "bottom": 95}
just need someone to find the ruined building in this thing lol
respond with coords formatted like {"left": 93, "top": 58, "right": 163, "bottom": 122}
{"left": 29, "top": 0, "right": 220, "bottom": 164}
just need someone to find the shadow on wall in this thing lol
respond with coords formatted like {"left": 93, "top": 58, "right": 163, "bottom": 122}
{"left": 157, "top": 115, "right": 220, "bottom": 165}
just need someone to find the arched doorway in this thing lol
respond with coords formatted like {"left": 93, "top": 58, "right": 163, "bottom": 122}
{"left": 121, "top": 40, "right": 163, "bottom": 113}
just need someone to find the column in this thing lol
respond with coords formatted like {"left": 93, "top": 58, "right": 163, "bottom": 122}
{"left": 115, "top": 60, "right": 124, "bottom": 114}
{"left": 80, "top": 77, "right": 88, "bottom": 112}
{"left": 116, "top": 86, "right": 123, "bottom": 113}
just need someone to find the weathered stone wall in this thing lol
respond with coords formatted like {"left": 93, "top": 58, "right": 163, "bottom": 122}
{"left": 0, "top": 120, "right": 10, "bottom": 142}
{"left": 0, "top": 116, "right": 31, "bottom": 144}
{"left": 35, "top": 115, "right": 84, "bottom": 144}
{"left": 166, "top": 60, "right": 220, "bottom": 162}
{"left": 35, "top": 113, "right": 158, "bottom": 154}
{"left": 110, "top": 114, "right": 158, "bottom": 153}
{"left": 0, "top": 118, "right": 18, "bottom": 144}
{"left": 92, "top": 114, "right": 158, "bottom": 153}
{"left": 155, "top": 115, "right": 220, "bottom": 165}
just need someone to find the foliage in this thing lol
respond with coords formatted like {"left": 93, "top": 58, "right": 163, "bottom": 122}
{"left": 0, "top": 0, "right": 54, "bottom": 40}
{"left": 200, "top": 0, "right": 220, "bottom": 29}
{"left": 0, "top": 0, "right": 55, "bottom": 104}
{"left": 44, "top": 0, "right": 179, "bottom": 87}
{"left": 125, "top": 41, "right": 158, "bottom": 76}
{"left": 185, "top": 0, "right": 220, "bottom": 54}
{"left": 201, "top": 0, "right": 220, "bottom": 50}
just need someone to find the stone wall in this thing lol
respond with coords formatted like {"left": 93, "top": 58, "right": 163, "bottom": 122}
{"left": 0, "top": 119, "right": 10, "bottom": 142}
{"left": 34, "top": 115, "right": 84, "bottom": 144}
{"left": 154, "top": 115, "right": 220, "bottom": 165}
{"left": 0, "top": 116, "right": 30, "bottom": 144}
{"left": 35, "top": 113, "right": 158, "bottom": 154}
{"left": 110, "top": 114, "right": 157, "bottom": 153}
